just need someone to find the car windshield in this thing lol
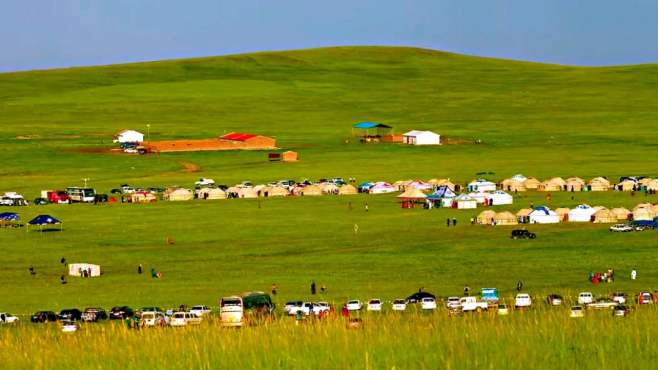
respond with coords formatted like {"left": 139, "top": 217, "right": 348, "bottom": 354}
{"left": 369, "top": 300, "right": 380, "bottom": 304}
{"left": 348, "top": 301, "right": 359, "bottom": 304}
{"left": 221, "top": 299, "right": 242, "bottom": 307}
{"left": 394, "top": 300, "right": 405, "bottom": 304}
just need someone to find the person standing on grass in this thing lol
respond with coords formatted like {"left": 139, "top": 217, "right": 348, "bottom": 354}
{"left": 632, "top": 269, "right": 637, "bottom": 280}
{"left": 271, "top": 283, "right": 278, "bottom": 295}
{"left": 452, "top": 218, "right": 457, "bottom": 227}
{"left": 341, "top": 305, "right": 349, "bottom": 318}
{"left": 365, "top": 203, "right": 369, "bottom": 212}
{"left": 138, "top": 264, "right": 143, "bottom": 274}
{"left": 516, "top": 281, "right": 523, "bottom": 292}
{"left": 446, "top": 218, "right": 451, "bottom": 227}
{"left": 311, "top": 281, "right": 316, "bottom": 295}
{"left": 464, "top": 285, "right": 470, "bottom": 296}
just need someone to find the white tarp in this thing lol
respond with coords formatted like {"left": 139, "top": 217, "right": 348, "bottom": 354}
{"left": 69, "top": 263, "right": 101, "bottom": 277}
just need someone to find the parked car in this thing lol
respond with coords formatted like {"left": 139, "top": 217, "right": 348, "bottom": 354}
{"left": 611, "top": 292, "right": 626, "bottom": 304}
{"left": 446, "top": 296, "right": 461, "bottom": 309}
{"left": 546, "top": 294, "right": 563, "bottom": 306}
{"left": 81, "top": 307, "right": 108, "bottom": 322}
{"left": 511, "top": 229, "right": 536, "bottom": 239}
{"left": 459, "top": 296, "right": 488, "bottom": 312}
{"left": 220, "top": 296, "right": 244, "bottom": 327}
{"left": 61, "top": 320, "right": 79, "bottom": 333}
{"left": 587, "top": 298, "right": 618, "bottom": 310}
{"left": 284, "top": 301, "right": 304, "bottom": 316}
{"left": 58, "top": 308, "right": 82, "bottom": 321}
{"left": 497, "top": 304, "right": 509, "bottom": 316}
{"left": 637, "top": 291, "right": 654, "bottom": 305}
{"left": 613, "top": 305, "right": 631, "bottom": 317}
{"left": 47, "top": 191, "right": 70, "bottom": 204}
{"left": 31, "top": 311, "right": 57, "bottom": 323}
{"left": 421, "top": 297, "right": 437, "bottom": 310}
{"left": 0, "top": 312, "right": 19, "bottom": 323}
{"left": 346, "top": 300, "right": 363, "bottom": 311}
{"left": 578, "top": 292, "right": 593, "bottom": 305}
{"left": 109, "top": 306, "right": 134, "bottom": 320}
{"left": 140, "top": 311, "right": 168, "bottom": 327}
{"left": 570, "top": 306, "right": 584, "bottom": 318}
{"left": 391, "top": 299, "right": 407, "bottom": 311}
{"left": 189, "top": 305, "right": 212, "bottom": 317}
{"left": 367, "top": 299, "right": 382, "bottom": 312}
{"left": 515, "top": 294, "right": 532, "bottom": 309}
{"left": 169, "top": 312, "right": 201, "bottom": 327}
{"left": 610, "top": 224, "right": 633, "bottom": 232}
{"left": 406, "top": 291, "right": 436, "bottom": 304}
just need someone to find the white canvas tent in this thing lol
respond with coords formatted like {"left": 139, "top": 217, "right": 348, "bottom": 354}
{"left": 455, "top": 194, "right": 477, "bottom": 209}
{"left": 488, "top": 190, "right": 513, "bottom": 205}
{"left": 114, "top": 130, "right": 144, "bottom": 143}
{"left": 568, "top": 204, "right": 597, "bottom": 222}
{"left": 402, "top": 130, "right": 440, "bottom": 145}
{"left": 529, "top": 206, "right": 560, "bottom": 224}
{"left": 467, "top": 179, "right": 496, "bottom": 193}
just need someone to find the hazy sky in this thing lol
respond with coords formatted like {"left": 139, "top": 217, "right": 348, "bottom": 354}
{"left": 2, "top": 0, "right": 657, "bottom": 72}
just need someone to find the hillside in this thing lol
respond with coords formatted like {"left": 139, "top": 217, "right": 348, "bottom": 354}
{"left": 1, "top": 46, "right": 658, "bottom": 192}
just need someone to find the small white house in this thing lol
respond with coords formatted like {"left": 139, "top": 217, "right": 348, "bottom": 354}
{"left": 114, "top": 130, "right": 144, "bottom": 144}
{"left": 467, "top": 179, "right": 497, "bottom": 193}
{"left": 488, "top": 190, "right": 513, "bottom": 205}
{"left": 568, "top": 204, "right": 597, "bottom": 222}
{"left": 402, "top": 130, "right": 440, "bottom": 145}
{"left": 529, "top": 206, "right": 560, "bottom": 224}
{"left": 455, "top": 194, "right": 477, "bottom": 209}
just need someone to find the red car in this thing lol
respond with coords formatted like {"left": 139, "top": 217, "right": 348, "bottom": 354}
{"left": 636, "top": 291, "right": 654, "bottom": 305}
{"left": 47, "top": 191, "right": 70, "bottom": 204}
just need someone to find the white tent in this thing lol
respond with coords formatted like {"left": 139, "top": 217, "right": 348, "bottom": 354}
{"left": 369, "top": 182, "right": 397, "bottom": 194}
{"left": 529, "top": 206, "right": 560, "bottom": 224}
{"left": 68, "top": 263, "right": 101, "bottom": 277}
{"left": 467, "top": 179, "right": 496, "bottom": 192}
{"left": 488, "top": 190, "right": 513, "bottom": 205}
{"left": 114, "top": 130, "right": 144, "bottom": 143}
{"left": 455, "top": 194, "right": 477, "bottom": 209}
{"left": 402, "top": 130, "right": 441, "bottom": 145}
{"left": 468, "top": 192, "right": 488, "bottom": 204}
{"left": 568, "top": 204, "right": 597, "bottom": 222}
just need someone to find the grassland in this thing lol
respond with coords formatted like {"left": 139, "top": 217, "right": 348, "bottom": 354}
{"left": 1, "top": 46, "right": 658, "bottom": 369}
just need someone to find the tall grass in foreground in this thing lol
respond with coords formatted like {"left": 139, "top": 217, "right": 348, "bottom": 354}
{"left": 1, "top": 308, "right": 656, "bottom": 370}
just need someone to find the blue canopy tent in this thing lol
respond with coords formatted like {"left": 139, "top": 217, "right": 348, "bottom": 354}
{"left": 0, "top": 212, "right": 21, "bottom": 228}
{"left": 28, "top": 215, "right": 62, "bottom": 231}
{"left": 352, "top": 122, "right": 392, "bottom": 142}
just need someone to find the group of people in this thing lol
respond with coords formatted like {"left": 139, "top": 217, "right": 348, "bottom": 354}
{"left": 589, "top": 269, "right": 616, "bottom": 284}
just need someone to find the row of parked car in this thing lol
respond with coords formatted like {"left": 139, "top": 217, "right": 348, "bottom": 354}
{"left": 28, "top": 305, "right": 212, "bottom": 326}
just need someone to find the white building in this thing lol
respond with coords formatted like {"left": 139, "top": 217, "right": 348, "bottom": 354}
{"left": 114, "top": 130, "right": 144, "bottom": 144}
{"left": 402, "top": 130, "right": 440, "bottom": 145}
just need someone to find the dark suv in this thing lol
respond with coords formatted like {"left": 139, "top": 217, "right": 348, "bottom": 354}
{"left": 81, "top": 307, "right": 108, "bottom": 322}
{"left": 58, "top": 308, "right": 82, "bottom": 321}
{"left": 511, "top": 229, "right": 536, "bottom": 239}
{"left": 31, "top": 311, "right": 58, "bottom": 323}
{"left": 109, "top": 306, "right": 134, "bottom": 320}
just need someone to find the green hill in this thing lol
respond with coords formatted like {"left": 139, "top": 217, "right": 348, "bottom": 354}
{"left": 1, "top": 46, "right": 657, "bottom": 192}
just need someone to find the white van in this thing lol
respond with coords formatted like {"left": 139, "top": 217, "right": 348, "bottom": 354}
{"left": 220, "top": 296, "right": 244, "bottom": 327}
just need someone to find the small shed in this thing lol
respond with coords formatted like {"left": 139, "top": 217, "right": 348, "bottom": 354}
{"left": 494, "top": 211, "right": 518, "bottom": 226}
{"left": 402, "top": 130, "right": 441, "bottom": 145}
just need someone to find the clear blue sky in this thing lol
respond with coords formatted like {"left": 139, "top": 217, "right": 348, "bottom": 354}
{"left": 2, "top": 0, "right": 657, "bottom": 72}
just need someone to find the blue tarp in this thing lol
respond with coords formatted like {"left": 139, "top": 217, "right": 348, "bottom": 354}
{"left": 0, "top": 212, "right": 19, "bottom": 221}
{"left": 29, "top": 215, "right": 61, "bottom": 225}
{"left": 353, "top": 122, "right": 392, "bottom": 129}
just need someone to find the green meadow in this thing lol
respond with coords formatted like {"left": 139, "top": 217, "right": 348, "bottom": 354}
{"left": 1, "top": 46, "right": 658, "bottom": 369}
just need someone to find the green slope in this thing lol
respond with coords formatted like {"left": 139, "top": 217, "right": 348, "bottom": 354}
{"left": 1, "top": 46, "right": 657, "bottom": 193}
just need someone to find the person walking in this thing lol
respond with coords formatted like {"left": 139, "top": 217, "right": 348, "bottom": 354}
{"left": 631, "top": 269, "right": 637, "bottom": 280}
{"left": 365, "top": 203, "right": 369, "bottom": 212}
{"left": 311, "top": 281, "right": 317, "bottom": 295}
{"left": 516, "top": 280, "right": 523, "bottom": 292}
{"left": 138, "top": 264, "right": 143, "bottom": 274}
{"left": 463, "top": 285, "right": 470, "bottom": 296}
